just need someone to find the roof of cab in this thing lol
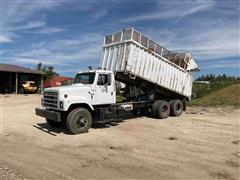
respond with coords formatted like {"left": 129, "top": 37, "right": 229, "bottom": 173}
{"left": 77, "top": 69, "right": 113, "bottom": 74}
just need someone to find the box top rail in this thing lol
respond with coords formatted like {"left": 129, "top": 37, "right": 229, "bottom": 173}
{"left": 103, "top": 28, "right": 198, "bottom": 71}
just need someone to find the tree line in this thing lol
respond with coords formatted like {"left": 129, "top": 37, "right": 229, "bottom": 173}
{"left": 196, "top": 73, "right": 240, "bottom": 82}
{"left": 193, "top": 73, "right": 240, "bottom": 99}
{"left": 36, "top": 63, "right": 59, "bottom": 79}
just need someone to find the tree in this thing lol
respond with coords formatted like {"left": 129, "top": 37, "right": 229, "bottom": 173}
{"left": 36, "top": 63, "right": 59, "bottom": 79}
{"left": 45, "top": 66, "right": 59, "bottom": 78}
{"left": 196, "top": 73, "right": 239, "bottom": 82}
{"left": 36, "top": 63, "right": 42, "bottom": 71}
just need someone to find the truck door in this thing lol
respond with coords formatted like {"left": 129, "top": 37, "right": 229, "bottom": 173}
{"left": 94, "top": 73, "right": 115, "bottom": 105}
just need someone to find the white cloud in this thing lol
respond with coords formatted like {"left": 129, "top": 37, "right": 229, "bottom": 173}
{"left": 31, "top": 41, "right": 46, "bottom": 48}
{"left": 8, "top": 57, "right": 58, "bottom": 65}
{"left": 121, "top": 0, "right": 215, "bottom": 22}
{"left": 140, "top": 17, "right": 239, "bottom": 61}
{"left": 9, "top": 21, "right": 46, "bottom": 31}
{"left": 200, "top": 60, "right": 240, "bottom": 69}
{"left": 53, "top": 33, "right": 102, "bottom": 46}
{"left": 2, "top": 0, "right": 239, "bottom": 76}
{"left": 0, "top": 35, "right": 12, "bottom": 43}
{"left": 90, "top": 10, "right": 107, "bottom": 21}
{"left": 25, "top": 27, "right": 65, "bottom": 34}
{"left": 2, "top": 1, "right": 107, "bottom": 42}
{"left": 168, "top": 27, "right": 239, "bottom": 60}
{"left": 2, "top": 1, "right": 63, "bottom": 42}
{"left": 8, "top": 32, "right": 103, "bottom": 69}
{"left": 3, "top": 1, "right": 59, "bottom": 24}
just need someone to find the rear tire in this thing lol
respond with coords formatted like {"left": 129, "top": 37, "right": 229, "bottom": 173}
{"left": 170, "top": 100, "right": 183, "bottom": 116}
{"left": 152, "top": 100, "right": 160, "bottom": 117}
{"left": 153, "top": 100, "right": 170, "bottom": 119}
{"left": 46, "top": 119, "right": 64, "bottom": 127}
{"left": 66, "top": 108, "right": 92, "bottom": 134}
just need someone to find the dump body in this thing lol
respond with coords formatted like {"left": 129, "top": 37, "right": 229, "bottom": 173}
{"left": 100, "top": 28, "right": 198, "bottom": 99}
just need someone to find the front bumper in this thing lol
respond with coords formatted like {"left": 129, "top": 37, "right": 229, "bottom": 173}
{"left": 35, "top": 108, "right": 61, "bottom": 122}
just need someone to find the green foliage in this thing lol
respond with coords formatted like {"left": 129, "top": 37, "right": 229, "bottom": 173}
{"left": 196, "top": 73, "right": 240, "bottom": 82}
{"left": 36, "top": 63, "right": 59, "bottom": 79}
{"left": 193, "top": 74, "right": 240, "bottom": 99}
{"left": 189, "top": 84, "right": 240, "bottom": 107}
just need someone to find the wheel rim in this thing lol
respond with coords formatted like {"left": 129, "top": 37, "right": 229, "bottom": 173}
{"left": 176, "top": 103, "right": 181, "bottom": 113}
{"left": 162, "top": 105, "right": 168, "bottom": 113}
{"left": 75, "top": 114, "right": 87, "bottom": 129}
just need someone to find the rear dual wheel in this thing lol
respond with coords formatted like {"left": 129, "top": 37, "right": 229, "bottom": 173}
{"left": 152, "top": 100, "right": 170, "bottom": 119}
{"left": 170, "top": 100, "right": 183, "bottom": 117}
{"left": 152, "top": 99, "right": 183, "bottom": 119}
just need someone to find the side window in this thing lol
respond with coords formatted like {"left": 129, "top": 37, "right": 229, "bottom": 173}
{"left": 97, "top": 74, "right": 111, "bottom": 86}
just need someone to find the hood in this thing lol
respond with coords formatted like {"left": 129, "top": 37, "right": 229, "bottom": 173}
{"left": 45, "top": 83, "right": 90, "bottom": 92}
{"left": 44, "top": 84, "right": 92, "bottom": 98}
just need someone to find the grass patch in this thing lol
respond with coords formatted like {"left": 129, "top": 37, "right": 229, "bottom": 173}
{"left": 192, "top": 80, "right": 240, "bottom": 98}
{"left": 189, "top": 84, "right": 240, "bottom": 107}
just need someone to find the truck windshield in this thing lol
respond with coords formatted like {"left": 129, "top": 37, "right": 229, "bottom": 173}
{"left": 73, "top": 73, "right": 95, "bottom": 84}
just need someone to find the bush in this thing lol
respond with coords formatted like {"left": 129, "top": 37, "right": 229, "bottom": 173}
{"left": 193, "top": 74, "right": 240, "bottom": 99}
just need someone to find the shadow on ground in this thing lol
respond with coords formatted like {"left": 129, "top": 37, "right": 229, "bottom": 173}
{"left": 33, "top": 112, "right": 145, "bottom": 136}
{"left": 33, "top": 123, "right": 70, "bottom": 136}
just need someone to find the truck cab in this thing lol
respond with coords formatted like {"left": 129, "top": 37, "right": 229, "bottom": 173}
{"left": 45, "top": 70, "right": 116, "bottom": 110}
{"left": 36, "top": 70, "right": 117, "bottom": 134}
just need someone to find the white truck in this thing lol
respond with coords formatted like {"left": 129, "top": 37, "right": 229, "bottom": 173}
{"left": 35, "top": 28, "right": 199, "bottom": 134}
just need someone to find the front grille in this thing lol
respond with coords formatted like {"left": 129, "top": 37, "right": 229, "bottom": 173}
{"left": 42, "top": 92, "right": 58, "bottom": 109}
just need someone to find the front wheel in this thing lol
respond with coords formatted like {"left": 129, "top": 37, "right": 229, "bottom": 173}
{"left": 66, "top": 108, "right": 92, "bottom": 134}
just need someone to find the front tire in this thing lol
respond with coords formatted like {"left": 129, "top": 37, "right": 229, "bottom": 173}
{"left": 66, "top": 108, "right": 92, "bottom": 134}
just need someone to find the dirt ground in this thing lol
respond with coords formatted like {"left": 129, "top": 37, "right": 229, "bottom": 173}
{"left": 0, "top": 94, "right": 239, "bottom": 180}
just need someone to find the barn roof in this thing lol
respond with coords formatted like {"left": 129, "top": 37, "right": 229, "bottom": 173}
{"left": 0, "top": 64, "right": 44, "bottom": 75}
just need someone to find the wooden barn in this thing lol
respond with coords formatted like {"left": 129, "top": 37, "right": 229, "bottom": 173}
{"left": 0, "top": 64, "right": 44, "bottom": 94}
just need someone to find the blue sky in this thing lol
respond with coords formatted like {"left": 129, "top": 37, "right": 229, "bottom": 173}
{"left": 1, "top": 0, "right": 239, "bottom": 78}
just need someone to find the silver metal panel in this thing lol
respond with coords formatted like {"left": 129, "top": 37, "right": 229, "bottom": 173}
{"left": 101, "top": 42, "right": 193, "bottom": 98}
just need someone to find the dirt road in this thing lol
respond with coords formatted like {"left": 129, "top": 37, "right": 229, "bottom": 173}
{"left": 0, "top": 95, "right": 239, "bottom": 180}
